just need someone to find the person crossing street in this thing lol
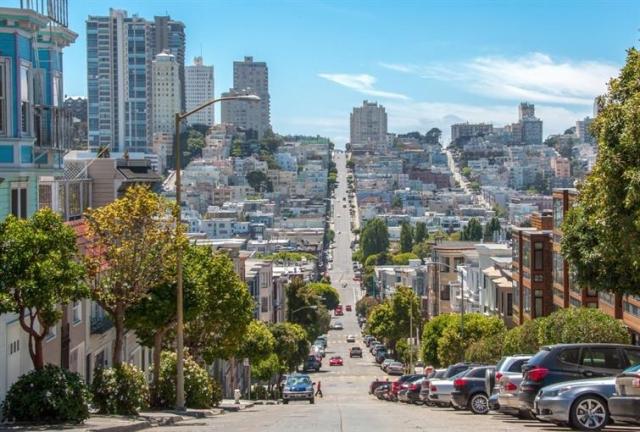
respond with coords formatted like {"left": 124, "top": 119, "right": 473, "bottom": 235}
{"left": 315, "top": 380, "right": 323, "bottom": 398}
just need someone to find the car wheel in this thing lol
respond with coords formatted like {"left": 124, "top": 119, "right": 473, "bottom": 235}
{"left": 569, "top": 395, "right": 609, "bottom": 431}
{"left": 470, "top": 393, "right": 490, "bottom": 415}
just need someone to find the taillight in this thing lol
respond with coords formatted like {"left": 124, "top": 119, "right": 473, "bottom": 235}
{"left": 504, "top": 381, "right": 518, "bottom": 392}
{"left": 453, "top": 378, "right": 468, "bottom": 388}
{"left": 430, "top": 385, "right": 437, "bottom": 392}
{"left": 527, "top": 367, "right": 549, "bottom": 382}
{"left": 422, "top": 380, "right": 430, "bottom": 388}
{"left": 632, "top": 374, "right": 640, "bottom": 388}
{"left": 409, "top": 384, "right": 419, "bottom": 391}
{"left": 495, "top": 372, "right": 503, "bottom": 381}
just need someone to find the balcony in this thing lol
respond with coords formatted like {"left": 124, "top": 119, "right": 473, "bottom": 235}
{"left": 90, "top": 315, "right": 113, "bottom": 335}
{"left": 34, "top": 106, "right": 73, "bottom": 152}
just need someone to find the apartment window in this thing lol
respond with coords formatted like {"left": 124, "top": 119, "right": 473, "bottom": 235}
{"left": 513, "top": 281, "right": 520, "bottom": 307}
{"left": 46, "top": 325, "right": 57, "bottom": 341}
{"left": 9, "top": 339, "right": 19, "bottom": 355}
{"left": 260, "top": 297, "right": 269, "bottom": 313}
{"left": 39, "top": 184, "right": 52, "bottom": 210}
{"left": 11, "top": 184, "right": 28, "bottom": 219}
{"left": 553, "top": 198, "right": 564, "bottom": 228}
{"left": 52, "top": 73, "right": 62, "bottom": 107}
{"left": 599, "top": 291, "right": 614, "bottom": 305}
{"left": 522, "top": 242, "right": 530, "bottom": 268}
{"left": 523, "top": 288, "right": 531, "bottom": 313}
{"left": 533, "top": 242, "right": 544, "bottom": 270}
{"left": 439, "top": 256, "right": 450, "bottom": 273}
{"left": 535, "top": 297, "right": 543, "bottom": 317}
{"left": 20, "top": 63, "right": 32, "bottom": 135}
{"left": 512, "top": 237, "right": 520, "bottom": 262}
{"left": 533, "top": 274, "right": 544, "bottom": 282}
{"left": 553, "top": 252, "right": 564, "bottom": 286}
{"left": 72, "top": 301, "right": 82, "bottom": 324}
{"left": 507, "top": 293, "right": 513, "bottom": 316}
{"left": 441, "top": 287, "right": 450, "bottom": 301}
{"left": 0, "top": 60, "right": 7, "bottom": 135}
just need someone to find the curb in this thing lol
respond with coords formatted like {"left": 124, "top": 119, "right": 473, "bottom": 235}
{"left": 87, "top": 420, "right": 152, "bottom": 432}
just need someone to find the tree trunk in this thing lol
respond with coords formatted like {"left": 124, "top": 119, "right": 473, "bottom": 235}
{"left": 151, "top": 328, "right": 166, "bottom": 406}
{"left": 18, "top": 309, "right": 45, "bottom": 369}
{"left": 112, "top": 304, "right": 125, "bottom": 366}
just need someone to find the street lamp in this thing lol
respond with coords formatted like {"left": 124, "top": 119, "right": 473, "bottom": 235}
{"left": 291, "top": 304, "right": 318, "bottom": 315}
{"left": 174, "top": 93, "right": 259, "bottom": 411}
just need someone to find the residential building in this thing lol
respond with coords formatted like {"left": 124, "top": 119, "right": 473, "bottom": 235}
{"left": 350, "top": 101, "right": 387, "bottom": 145}
{"left": 221, "top": 56, "right": 270, "bottom": 138}
{"left": 450, "top": 123, "right": 493, "bottom": 142}
{"left": 185, "top": 56, "right": 214, "bottom": 126}
{"left": 513, "top": 102, "right": 543, "bottom": 145}
{"left": 551, "top": 156, "right": 571, "bottom": 178}
{"left": 576, "top": 117, "right": 595, "bottom": 144}
{"left": 0, "top": 4, "right": 76, "bottom": 221}
{"left": 152, "top": 52, "right": 181, "bottom": 135}
{"left": 512, "top": 212, "right": 553, "bottom": 325}
{"left": 87, "top": 10, "right": 185, "bottom": 152}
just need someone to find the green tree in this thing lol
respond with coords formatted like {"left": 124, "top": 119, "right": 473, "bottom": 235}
{"left": 308, "top": 283, "right": 340, "bottom": 310}
{"left": 561, "top": 49, "right": 640, "bottom": 295}
{"left": 391, "top": 195, "right": 402, "bottom": 208}
{"left": 356, "top": 296, "right": 380, "bottom": 318}
{"left": 461, "top": 166, "right": 472, "bottom": 178}
{"left": 400, "top": 223, "right": 413, "bottom": 253}
{"left": 412, "top": 240, "right": 432, "bottom": 259}
{"left": 538, "top": 307, "right": 629, "bottom": 346}
{"left": 425, "top": 127, "right": 442, "bottom": 145}
{"left": 420, "top": 314, "right": 458, "bottom": 367}
{"left": 483, "top": 217, "right": 501, "bottom": 242}
{"left": 437, "top": 313, "right": 505, "bottom": 366}
{"left": 269, "top": 322, "right": 309, "bottom": 373}
{"left": 460, "top": 218, "right": 483, "bottom": 241}
{"left": 367, "top": 287, "right": 420, "bottom": 350}
{"left": 465, "top": 333, "right": 505, "bottom": 364}
{"left": 285, "top": 278, "right": 330, "bottom": 341}
{"left": 391, "top": 252, "right": 419, "bottom": 265}
{"left": 414, "top": 222, "right": 427, "bottom": 244}
{"left": 246, "top": 170, "right": 273, "bottom": 193}
{"left": 0, "top": 209, "right": 86, "bottom": 369}
{"left": 360, "top": 218, "right": 389, "bottom": 261}
{"left": 240, "top": 320, "right": 276, "bottom": 365}
{"left": 85, "top": 186, "right": 180, "bottom": 366}
{"left": 346, "top": 159, "right": 355, "bottom": 169}
{"left": 502, "top": 318, "right": 545, "bottom": 355}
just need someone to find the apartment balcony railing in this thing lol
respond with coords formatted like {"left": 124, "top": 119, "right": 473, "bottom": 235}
{"left": 34, "top": 105, "right": 73, "bottom": 153}
{"left": 90, "top": 315, "right": 113, "bottom": 335}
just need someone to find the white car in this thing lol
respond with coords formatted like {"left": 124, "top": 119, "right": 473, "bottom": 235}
{"left": 332, "top": 322, "right": 344, "bottom": 330}
{"left": 346, "top": 334, "right": 356, "bottom": 343}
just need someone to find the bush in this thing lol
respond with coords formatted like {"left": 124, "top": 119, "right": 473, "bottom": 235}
{"left": 1, "top": 365, "right": 90, "bottom": 423}
{"left": 502, "top": 318, "right": 544, "bottom": 355}
{"left": 91, "top": 363, "right": 149, "bottom": 415}
{"left": 538, "top": 307, "right": 630, "bottom": 346}
{"left": 437, "top": 314, "right": 505, "bottom": 366}
{"left": 156, "top": 351, "right": 221, "bottom": 408}
{"left": 420, "top": 314, "right": 459, "bottom": 367}
{"left": 465, "top": 333, "right": 505, "bottom": 364}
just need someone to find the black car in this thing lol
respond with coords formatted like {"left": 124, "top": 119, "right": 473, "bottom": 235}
{"left": 303, "top": 355, "right": 321, "bottom": 372}
{"left": 519, "top": 343, "right": 640, "bottom": 411}
{"left": 375, "top": 349, "right": 389, "bottom": 364}
{"left": 451, "top": 366, "right": 495, "bottom": 414}
{"left": 399, "top": 376, "right": 427, "bottom": 405}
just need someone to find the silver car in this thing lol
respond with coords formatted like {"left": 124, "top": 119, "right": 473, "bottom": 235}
{"left": 534, "top": 377, "right": 616, "bottom": 431}
{"left": 428, "top": 373, "right": 464, "bottom": 407}
{"left": 387, "top": 362, "right": 405, "bottom": 376}
{"left": 497, "top": 374, "right": 530, "bottom": 418}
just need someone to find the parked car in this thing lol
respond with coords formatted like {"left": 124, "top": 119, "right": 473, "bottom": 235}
{"left": 304, "top": 355, "right": 321, "bottom": 372}
{"left": 609, "top": 363, "right": 640, "bottom": 426}
{"left": 371, "top": 344, "right": 385, "bottom": 356}
{"left": 329, "top": 356, "right": 344, "bottom": 366}
{"left": 451, "top": 366, "right": 495, "bottom": 414}
{"left": 387, "top": 362, "right": 405, "bottom": 376}
{"left": 486, "top": 354, "right": 532, "bottom": 404}
{"left": 350, "top": 346, "right": 363, "bottom": 358}
{"left": 398, "top": 376, "right": 427, "bottom": 405}
{"left": 420, "top": 369, "right": 447, "bottom": 404}
{"left": 496, "top": 374, "right": 530, "bottom": 418}
{"left": 369, "top": 378, "right": 389, "bottom": 395}
{"left": 282, "top": 374, "right": 315, "bottom": 404}
{"left": 375, "top": 350, "right": 390, "bottom": 364}
{"left": 534, "top": 377, "right": 616, "bottom": 431}
{"left": 381, "top": 358, "right": 396, "bottom": 371}
{"left": 520, "top": 344, "right": 640, "bottom": 412}
{"left": 390, "top": 374, "right": 423, "bottom": 401}
{"left": 374, "top": 383, "right": 391, "bottom": 400}
{"left": 428, "top": 364, "right": 482, "bottom": 408}
{"left": 312, "top": 345, "right": 325, "bottom": 358}
{"left": 316, "top": 335, "right": 328, "bottom": 347}
{"left": 346, "top": 334, "right": 356, "bottom": 343}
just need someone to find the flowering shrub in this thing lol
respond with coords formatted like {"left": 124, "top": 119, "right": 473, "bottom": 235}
{"left": 156, "top": 351, "right": 222, "bottom": 408}
{"left": 91, "top": 363, "right": 149, "bottom": 415}
{"left": 1, "top": 365, "right": 90, "bottom": 423}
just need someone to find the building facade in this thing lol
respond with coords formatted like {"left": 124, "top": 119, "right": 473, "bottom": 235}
{"left": 185, "top": 56, "right": 214, "bottom": 126}
{"left": 350, "top": 100, "right": 387, "bottom": 145}
{"left": 151, "top": 52, "right": 181, "bottom": 135}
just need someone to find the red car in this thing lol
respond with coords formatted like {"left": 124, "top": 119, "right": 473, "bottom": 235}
{"left": 345, "top": 305, "right": 352, "bottom": 312}
{"left": 329, "top": 356, "right": 344, "bottom": 366}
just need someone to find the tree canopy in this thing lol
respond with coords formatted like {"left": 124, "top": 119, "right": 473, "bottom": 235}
{"left": 360, "top": 218, "right": 389, "bottom": 262}
{"left": 414, "top": 222, "right": 427, "bottom": 244}
{"left": 307, "top": 283, "right": 340, "bottom": 311}
{"left": 269, "top": 322, "right": 309, "bottom": 373}
{"left": 400, "top": 223, "right": 413, "bottom": 253}
{"left": 460, "top": 218, "right": 483, "bottom": 241}
{"left": 562, "top": 48, "right": 640, "bottom": 295}
{"left": 246, "top": 170, "right": 273, "bottom": 193}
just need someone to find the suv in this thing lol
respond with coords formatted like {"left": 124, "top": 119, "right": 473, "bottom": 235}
{"left": 350, "top": 346, "right": 363, "bottom": 358}
{"left": 304, "top": 355, "right": 321, "bottom": 372}
{"left": 486, "top": 354, "right": 532, "bottom": 409}
{"left": 282, "top": 374, "right": 315, "bottom": 404}
{"left": 519, "top": 343, "right": 640, "bottom": 411}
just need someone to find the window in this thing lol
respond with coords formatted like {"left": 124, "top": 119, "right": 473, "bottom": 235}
{"left": 533, "top": 274, "right": 544, "bottom": 282}
{"left": 509, "top": 359, "right": 526, "bottom": 372}
{"left": 46, "top": 325, "right": 57, "bottom": 341}
{"left": 39, "top": 184, "right": 52, "bottom": 210}
{"left": 52, "top": 73, "right": 61, "bottom": 107}
{"left": 535, "top": 297, "right": 543, "bottom": 318}
{"left": 581, "top": 348, "right": 623, "bottom": 369}
{"left": 513, "top": 281, "right": 520, "bottom": 307}
{"left": 441, "top": 287, "right": 450, "bottom": 301}
{"left": 558, "top": 348, "right": 580, "bottom": 365}
{"left": 9, "top": 339, "right": 19, "bottom": 355}
{"left": 11, "top": 185, "right": 28, "bottom": 219}
{"left": 533, "top": 242, "right": 544, "bottom": 270}
{"left": 72, "top": 301, "right": 82, "bottom": 324}
{"left": 553, "top": 198, "right": 564, "bottom": 228}
{"left": 553, "top": 252, "right": 564, "bottom": 286}
{"left": 507, "top": 293, "right": 513, "bottom": 316}
{"left": 625, "top": 348, "right": 640, "bottom": 366}
{"left": 20, "top": 63, "right": 32, "bottom": 135}
{"left": 512, "top": 237, "right": 520, "bottom": 262}
{"left": 0, "top": 60, "right": 7, "bottom": 135}
{"left": 522, "top": 242, "right": 530, "bottom": 268}
{"left": 261, "top": 297, "right": 269, "bottom": 313}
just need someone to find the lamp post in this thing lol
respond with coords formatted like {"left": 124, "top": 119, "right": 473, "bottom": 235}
{"left": 174, "top": 94, "right": 259, "bottom": 411}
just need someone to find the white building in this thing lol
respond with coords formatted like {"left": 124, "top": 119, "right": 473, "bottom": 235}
{"left": 350, "top": 100, "right": 387, "bottom": 145}
{"left": 152, "top": 51, "right": 181, "bottom": 135}
{"left": 185, "top": 56, "right": 214, "bottom": 126}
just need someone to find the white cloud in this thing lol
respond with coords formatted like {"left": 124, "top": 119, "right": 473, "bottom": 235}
{"left": 318, "top": 73, "right": 410, "bottom": 100}
{"left": 380, "top": 53, "right": 617, "bottom": 106}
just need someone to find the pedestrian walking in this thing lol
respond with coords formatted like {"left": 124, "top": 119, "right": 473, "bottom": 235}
{"left": 315, "top": 380, "right": 323, "bottom": 398}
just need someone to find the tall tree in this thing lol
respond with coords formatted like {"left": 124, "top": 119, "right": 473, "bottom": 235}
{"left": 84, "top": 185, "right": 180, "bottom": 365}
{"left": 360, "top": 218, "right": 389, "bottom": 261}
{"left": 307, "top": 283, "right": 340, "bottom": 311}
{"left": 246, "top": 170, "right": 273, "bottom": 193}
{"left": 562, "top": 48, "right": 640, "bottom": 295}
{"left": 483, "top": 217, "right": 501, "bottom": 242}
{"left": 400, "top": 223, "right": 414, "bottom": 253}
{"left": 461, "top": 218, "right": 483, "bottom": 241}
{"left": 269, "top": 322, "right": 309, "bottom": 373}
{"left": 0, "top": 209, "right": 86, "bottom": 369}
{"left": 414, "top": 222, "right": 427, "bottom": 244}
{"left": 285, "top": 278, "right": 330, "bottom": 341}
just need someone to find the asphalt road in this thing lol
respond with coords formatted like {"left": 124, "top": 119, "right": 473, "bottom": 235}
{"left": 151, "top": 152, "right": 606, "bottom": 431}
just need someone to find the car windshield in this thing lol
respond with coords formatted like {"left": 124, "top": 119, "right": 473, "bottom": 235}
{"left": 287, "top": 376, "right": 311, "bottom": 386}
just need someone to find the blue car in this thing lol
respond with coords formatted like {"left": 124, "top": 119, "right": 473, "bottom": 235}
{"left": 282, "top": 374, "right": 315, "bottom": 404}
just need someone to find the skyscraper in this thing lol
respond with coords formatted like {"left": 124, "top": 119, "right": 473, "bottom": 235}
{"left": 221, "top": 56, "right": 270, "bottom": 138}
{"left": 152, "top": 52, "right": 181, "bottom": 135}
{"left": 350, "top": 101, "right": 388, "bottom": 145}
{"left": 87, "top": 10, "right": 185, "bottom": 153}
{"left": 185, "top": 56, "right": 214, "bottom": 126}
{"left": 150, "top": 15, "right": 186, "bottom": 111}
{"left": 511, "top": 102, "right": 543, "bottom": 145}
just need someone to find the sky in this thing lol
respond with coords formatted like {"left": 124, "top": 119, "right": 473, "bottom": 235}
{"left": 62, "top": 0, "right": 639, "bottom": 147}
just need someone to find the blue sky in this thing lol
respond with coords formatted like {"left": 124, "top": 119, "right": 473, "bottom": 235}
{"left": 63, "top": 0, "right": 639, "bottom": 146}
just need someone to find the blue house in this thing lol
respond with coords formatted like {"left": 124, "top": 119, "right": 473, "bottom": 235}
{"left": 0, "top": 4, "right": 76, "bottom": 220}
